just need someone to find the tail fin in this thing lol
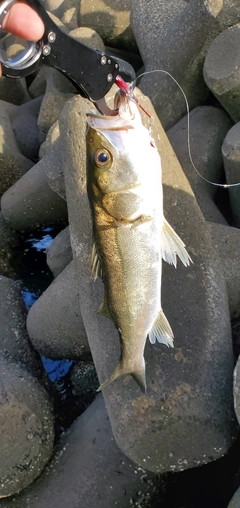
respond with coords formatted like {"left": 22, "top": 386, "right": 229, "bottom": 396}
{"left": 97, "top": 359, "right": 146, "bottom": 393}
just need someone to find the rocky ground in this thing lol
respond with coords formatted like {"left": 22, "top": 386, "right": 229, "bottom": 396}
{"left": 1, "top": 0, "right": 240, "bottom": 506}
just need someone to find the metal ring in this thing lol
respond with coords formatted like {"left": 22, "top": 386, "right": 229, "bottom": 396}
{"left": 0, "top": 0, "right": 17, "bottom": 29}
{"left": 0, "top": 0, "right": 42, "bottom": 69}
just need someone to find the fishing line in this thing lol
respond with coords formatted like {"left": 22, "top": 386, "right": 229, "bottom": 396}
{"left": 130, "top": 69, "right": 240, "bottom": 189}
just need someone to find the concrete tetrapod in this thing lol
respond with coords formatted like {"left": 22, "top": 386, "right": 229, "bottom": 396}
{"left": 46, "top": 226, "right": 72, "bottom": 277}
{"left": 0, "top": 100, "right": 33, "bottom": 197}
{"left": 167, "top": 106, "right": 232, "bottom": 225}
{"left": 1, "top": 149, "right": 68, "bottom": 231}
{"left": 0, "top": 359, "right": 54, "bottom": 498}
{"left": 131, "top": 0, "right": 223, "bottom": 128}
{"left": 0, "top": 395, "right": 156, "bottom": 508}
{"left": 222, "top": 122, "right": 240, "bottom": 227}
{"left": 60, "top": 91, "right": 237, "bottom": 473}
{"left": 0, "top": 276, "right": 54, "bottom": 497}
{"left": 27, "top": 260, "right": 89, "bottom": 359}
{"left": 204, "top": 24, "right": 240, "bottom": 123}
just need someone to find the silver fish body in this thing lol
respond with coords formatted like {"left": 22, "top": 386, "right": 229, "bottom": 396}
{"left": 86, "top": 95, "right": 191, "bottom": 392}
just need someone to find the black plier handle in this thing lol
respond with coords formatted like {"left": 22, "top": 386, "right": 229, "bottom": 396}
{"left": 0, "top": 0, "right": 135, "bottom": 114}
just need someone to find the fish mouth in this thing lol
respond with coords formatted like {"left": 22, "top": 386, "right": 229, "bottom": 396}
{"left": 114, "top": 89, "right": 136, "bottom": 119}
{"left": 86, "top": 90, "right": 140, "bottom": 133}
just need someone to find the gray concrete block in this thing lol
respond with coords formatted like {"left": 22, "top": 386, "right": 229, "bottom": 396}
{"left": 0, "top": 276, "right": 42, "bottom": 376}
{"left": 70, "top": 360, "right": 99, "bottom": 401}
{"left": 39, "top": 120, "right": 60, "bottom": 160}
{"left": 131, "top": 0, "right": 223, "bottom": 128}
{"left": 152, "top": 0, "right": 240, "bottom": 129}
{"left": 60, "top": 91, "right": 237, "bottom": 473}
{"left": 0, "top": 359, "right": 54, "bottom": 498}
{"left": 167, "top": 106, "right": 232, "bottom": 224}
{"left": 0, "top": 395, "right": 156, "bottom": 508}
{"left": 204, "top": 24, "right": 240, "bottom": 122}
{"left": 0, "top": 76, "right": 30, "bottom": 105}
{"left": 0, "top": 100, "right": 33, "bottom": 197}
{"left": 0, "top": 213, "right": 18, "bottom": 278}
{"left": 228, "top": 485, "right": 240, "bottom": 508}
{"left": 222, "top": 122, "right": 240, "bottom": 226}
{"left": 1, "top": 155, "right": 68, "bottom": 231}
{"left": 69, "top": 26, "right": 105, "bottom": 51}
{"left": 234, "top": 355, "right": 240, "bottom": 426}
{"left": 80, "top": 0, "right": 136, "bottom": 51}
{"left": 39, "top": 0, "right": 78, "bottom": 31}
{"left": 27, "top": 261, "right": 89, "bottom": 359}
{"left": 30, "top": 68, "right": 75, "bottom": 134}
{"left": 45, "top": 135, "right": 66, "bottom": 200}
{"left": 11, "top": 96, "right": 43, "bottom": 161}
{"left": 46, "top": 226, "right": 72, "bottom": 277}
{"left": 208, "top": 222, "right": 240, "bottom": 317}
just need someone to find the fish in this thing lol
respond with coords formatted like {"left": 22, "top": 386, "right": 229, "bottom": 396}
{"left": 86, "top": 91, "right": 191, "bottom": 393}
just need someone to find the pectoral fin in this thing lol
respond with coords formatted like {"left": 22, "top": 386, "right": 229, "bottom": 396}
{"left": 149, "top": 310, "right": 174, "bottom": 347}
{"left": 161, "top": 219, "right": 192, "bottom": 267}
{"left": 91, "top": 241, "right": 102, "bottom": 280}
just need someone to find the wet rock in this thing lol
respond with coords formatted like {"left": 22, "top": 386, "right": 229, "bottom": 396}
{"left": 204, "top": 24, "right": 240, "bottom": 123}
{"left": 0, "top": 76, "right": 30, "bottom": 105}
{"left": 0, "top": 100, "right": 34, "bottom": 197}
{"left": 0, "top": 358, "right": 54, "bottom": 498}
{"left": 1, "top": 154, "right": 68, "bottom": 231}
{"left": 222, "top": 123, "right": 240, "bottom": 227}
{"left": 80, "top": 0, "right": 136, "bottom": 51}
{"left": 46, "top": 226, "right": 72, "bottom": 277}
{"left": 70, "top": 359, "right": 99, "bottom": 404}
{"left": 167, "top": 106, "right": 232, "bottom": 224}
{"left": 11, "top": 96, "right": 43, "bottom": 161}
{"left": 27, "top": 261, "right": 89, "bottom": 359}
{"left": 131, "top": 0, "right": 223, "bottom": 129}
{"left": 208, "top": 222, "right": 240, "bottom": 317}
{"left": 0, "top": 395, "right": 156, "bottom": 508}
{"left": 0, "top": 276, "right": 42, "bottom": 376}
{"left": 61, "top": 91, "right": 237, "bottom": 473}
{"left": 0, "top": 213, "right": 17, "bottom": 277}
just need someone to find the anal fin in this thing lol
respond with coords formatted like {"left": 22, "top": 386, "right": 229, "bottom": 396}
{"left": 161, "top": 219, "right": 192, "bottom": 267}
{"left": 149, "top": 310, "right": 174, "bottom": 347}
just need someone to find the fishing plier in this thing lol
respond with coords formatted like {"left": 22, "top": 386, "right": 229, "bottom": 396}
{"left": 0, "top": 0, "right": 136, "bottom": 115}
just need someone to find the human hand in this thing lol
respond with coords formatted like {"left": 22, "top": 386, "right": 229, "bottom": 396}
{"left": 0, "top": 1, "right": 44, "bottom": 76}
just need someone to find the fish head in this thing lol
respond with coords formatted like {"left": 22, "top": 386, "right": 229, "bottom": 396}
{"left": 86, "top": 93, "right": 162, "bottom": 221}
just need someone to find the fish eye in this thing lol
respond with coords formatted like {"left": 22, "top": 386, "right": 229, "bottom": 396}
{"left": 94, "top": 149, "right": 111, "bottom": 168}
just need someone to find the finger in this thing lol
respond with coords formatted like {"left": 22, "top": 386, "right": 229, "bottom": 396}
{"left": 2, "top": 3, "right": 45, "bottom": 41}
